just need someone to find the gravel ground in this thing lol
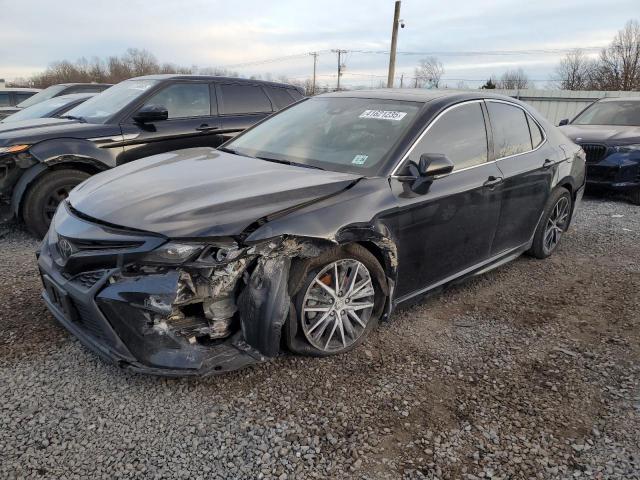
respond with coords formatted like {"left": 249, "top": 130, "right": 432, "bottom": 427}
{"left": 0, "top": 196, "right": 638, "bottom": 480}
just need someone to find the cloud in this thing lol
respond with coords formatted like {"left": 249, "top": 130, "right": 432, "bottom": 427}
{"left": 0, "top": 0, "right": 636, "bottom": 87}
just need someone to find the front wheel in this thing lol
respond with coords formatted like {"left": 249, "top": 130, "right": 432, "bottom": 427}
{"left": 22, "top": 169, "right": 90, "bottom": 237}
{"left": 528, "top": 187, "right": 572, "bottom": 259}
{"left": 292, "top": 245, "right": 386, "bottom": 356}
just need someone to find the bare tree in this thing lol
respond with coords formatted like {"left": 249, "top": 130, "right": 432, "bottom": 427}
{"left": 414, "top": 57, "right": 445, "bottom": 88}
{"left": 28, "top": 49, "right": 201, "bottom": 87}
{"left": 594, "top": 19, "right": 640, "bottom": 91}
{"left": 554, "top": 49, "right": 597, "bottom": 90}
{"left": 497, "top": 68, "right": 530, "bottom": 89}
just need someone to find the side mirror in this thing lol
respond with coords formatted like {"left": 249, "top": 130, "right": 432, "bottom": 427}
{"left": 401, "top": 153, "right": 454, "bottom": 194}
{"left": 133, "top": 104, "right": 168, "bottom": 123}
{"left": 558, "top": 118, "right": 569, "bottom": 126}
{"left": 417, "top": 153, "right": 455, "bottom": 177}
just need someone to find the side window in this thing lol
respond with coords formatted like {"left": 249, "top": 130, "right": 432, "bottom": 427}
{"left": 266, "top": 87, "right": 296, "bottom": 110}
{"left": 414, "top": 102, "right": 488, "bottom": 171}
{"left": 288, "top": 89, "right": 304, "bottom": 101}
{"left": 0, "top": 93, "right": 10, "bottom": 107}
{"left": 487, "top": 102, "right": 533, "bottom": 158}
{"left": 527, "top": 115, "right": 544, "bottom": 148}
{"left": 217, "top": 84, "right": 272, "bottom": 115}
{"left": 142, "top": 83, "right": 211, "bottom": 119}
{"left": 16, "top": 93, "right": 35, "bottom": 103}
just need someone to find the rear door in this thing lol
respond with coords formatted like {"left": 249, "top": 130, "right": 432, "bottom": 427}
{"left": 387, "top": 100, "right": 503, "bottom": 300}
{"left": 486, "top": 100, "right": 558, "bottom": 254}
{"left": 214, "top": 82, "right": 274, "bottom": 142}
{"left": 118, "top": 81, "right": 221, "bottom": 163}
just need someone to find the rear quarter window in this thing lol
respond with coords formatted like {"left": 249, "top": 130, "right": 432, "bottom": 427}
{"left": 0, "top": 93, "right": 10, "bottom": 106}
{"left": 217, "top": 84, "right": 273, "bottom": 115}
{"left": 266, "top": 87, "right": 297, "bottom": 110}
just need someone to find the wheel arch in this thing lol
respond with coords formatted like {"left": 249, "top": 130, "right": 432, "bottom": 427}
{"left": 12, "top": 156, "right": 106, "bottom": 219}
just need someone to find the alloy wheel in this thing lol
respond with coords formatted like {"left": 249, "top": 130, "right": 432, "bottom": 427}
{"left": 301, "top": 259, "right": 375, "bottom": 353}
{"left": 43, "top": 186, "right": 72, "bottom": 221}
{"left": 543, "top": 196, "right": 570, "bottom": 255}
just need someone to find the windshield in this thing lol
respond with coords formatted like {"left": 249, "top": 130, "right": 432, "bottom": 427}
{"left": 572, "top": 100, "right": 640, "bottom": 126}
{"left": 2, "top": 96, "right": 76, "bottom": 123}
{"left": 64, "top": 80, "right": 158, "bottom": 124}
{"left": 16, "top": 85, "right": 67, "bottom": 108}
{"left": 226, "top": 97, "right": 421, "bottom": 175}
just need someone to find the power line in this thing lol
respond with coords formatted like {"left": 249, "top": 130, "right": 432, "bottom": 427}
{"left": 216, "top": 46, "right": 607, "bottom": 71}
{"left": 350, "top": 47, "right": 605, "bottom": 56}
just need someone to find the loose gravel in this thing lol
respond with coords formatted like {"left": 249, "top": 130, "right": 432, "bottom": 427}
{"left": 0, "top": 196, "right": 638, "bottom": 479}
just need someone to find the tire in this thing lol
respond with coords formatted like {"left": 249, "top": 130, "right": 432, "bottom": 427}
{"left": 628, "top": 188, "right": 640, "bottom": 206}
{"left": 528, "top": 187, "right": 572, "bottom": 259}
{"left": 22, "top": 169, "right": 90, "bottom": 237}
{"left": 290, "top": 244, "right": 387, "bottom": 357}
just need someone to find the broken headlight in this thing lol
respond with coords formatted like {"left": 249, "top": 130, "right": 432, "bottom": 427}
{"left": 141, "top": 242, "right": 204, "bottom": 265}
{"left": 140, "top": 241, "right": 245, "bottom": 265}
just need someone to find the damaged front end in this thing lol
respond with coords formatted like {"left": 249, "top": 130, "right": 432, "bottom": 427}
{"left": 38, "top": 202, "right": 328, "bottom": 375}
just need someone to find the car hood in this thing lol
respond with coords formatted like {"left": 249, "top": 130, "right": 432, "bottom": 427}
{"left": 0, "top": 118, "right": 120, "bottom": 147}
{"left": 68, "top": 147, "right": 362, "bottom": 238}
{"left": 559, "top": 124, "right": 640, "bottom": 145}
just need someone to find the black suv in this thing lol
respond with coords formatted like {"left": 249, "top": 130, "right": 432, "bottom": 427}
{"left": 0, "top": 83, "right": 112, "bottom": 120}
{"left": 0, "top": 75, "right": 304, "bottom": 236}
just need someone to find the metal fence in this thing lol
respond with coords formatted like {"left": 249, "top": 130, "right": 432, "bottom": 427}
{"left": 476, "top": 89, "right": 639, "bottom": 125}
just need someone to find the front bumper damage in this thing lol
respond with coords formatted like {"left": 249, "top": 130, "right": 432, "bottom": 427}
{"left": 37, "top": 203, "right": 326, "bottom": 376}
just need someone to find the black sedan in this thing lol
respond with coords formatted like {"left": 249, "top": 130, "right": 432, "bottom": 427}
{"left": 0, "top": 93, "right": 96, "bottom": 123}
{"left": 559, "top": 97, "right": 640, "bottom": 204}
{"left": 37, "top": 90, "right": 586, "bottom": 376}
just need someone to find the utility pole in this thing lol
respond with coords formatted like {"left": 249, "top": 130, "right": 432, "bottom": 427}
{"left": 331, "top": 49, "right": 347, "bottom": 90}
{"left": 387, "top": 0, "right": 402, "bottom": 88}
{"left": 309, "top": 52, "right": 318, "bottom": 95}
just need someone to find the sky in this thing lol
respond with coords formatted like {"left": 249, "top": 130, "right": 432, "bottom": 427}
{"left": 0, "top": 0, "right": 637, "bottom": 88}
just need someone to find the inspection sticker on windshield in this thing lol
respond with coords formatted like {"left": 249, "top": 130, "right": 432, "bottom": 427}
{"left": 352, "top": 154, "right": 369, "bottom": 165}
{"left": 359, "top": 110, "right": 407, "bottom": 121}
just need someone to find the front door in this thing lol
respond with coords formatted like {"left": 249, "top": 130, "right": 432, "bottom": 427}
{"left": 118, "top": 81, "right": 221, "bottom": 164}
{"left": 385, "top": 101, "right": 503, "bottom": 300}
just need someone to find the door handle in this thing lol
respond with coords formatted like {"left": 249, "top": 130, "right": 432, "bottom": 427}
{"left": 542, "top": 159, "right": 555, "bottom": 169}
{"left": 483, "top": 176, "right": 503, "bottom": 188}
{"left": 195, "top": 124, "right": 219, "bottom": 132}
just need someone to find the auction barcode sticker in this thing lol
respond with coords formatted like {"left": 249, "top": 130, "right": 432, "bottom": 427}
{"left": 359, "top": 110, "right": 407, "bottom": 121}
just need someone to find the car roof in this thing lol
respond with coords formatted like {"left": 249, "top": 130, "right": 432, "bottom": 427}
{"left": 52, "top": 83, "right": 112, "bottom": 87}
{"left": 319, "top": 88, "right": 524, "bottom": 104}
{"left": 129, "top": 74, "right": 301, "bottom": 90}
{"left": 0, "top": 87, "right": 41, "bottom": 92}
{"left": 55, "top": 93, "right": 98, "bottom": 100}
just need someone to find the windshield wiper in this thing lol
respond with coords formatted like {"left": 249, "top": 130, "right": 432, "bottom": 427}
{"left": 255, "top": 155, "right": 325, "bottom": 171}
{"left": 61, "top": 115, "right": 87, "bottom": 123}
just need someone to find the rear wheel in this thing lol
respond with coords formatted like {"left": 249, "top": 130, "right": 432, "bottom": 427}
{"left": 628, "top": 188, "right": 640, "bottom": 205}
{"left": 528, "top": 187, "right": 572, "bottom": 259}
{"left": 292, "top": 245, "right": 386, "bottom": 356}
{"left": 22, "top": 169, "right": 90, "bottom": 237}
